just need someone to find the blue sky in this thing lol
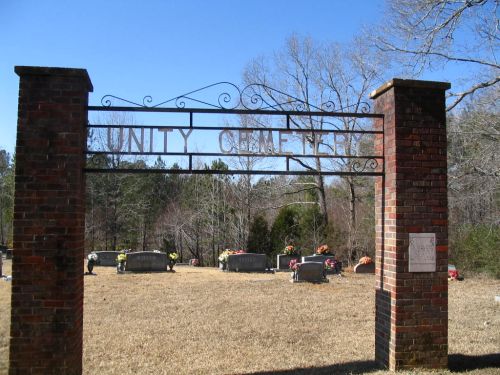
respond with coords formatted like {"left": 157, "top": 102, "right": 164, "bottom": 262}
{"left": 0, "top": 0, "right": 391, "bottom": 155}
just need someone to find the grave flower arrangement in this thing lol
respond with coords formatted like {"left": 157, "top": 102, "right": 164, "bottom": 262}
{"left": 168, "top": 252, "right": 179, "bottom": 262}
{"left": 190, "top": 259, "right": 200, "bottom": 267}
{"left": 116, "top": 252, "right": 127, "bottom": 273}
{"left": 116, "top": 252, "right": 127, "bottom": 263}
{"left": 168, "top": 252, "right": 179, "bottom": 271}
{"left": 324, "top": 258, "right": 338, "bottom": 271}
{"left": 316, "top": 244, "right": 331, "bottom": 255}
{"left": 283, "top": 245, "right": 298, "bottom": 255}
{"left": 359, "top": 256, "right": 372, "bottom": 265}
{"left": 289, "top": 258, "right": 300, "bottom": 271}
{"left": 218, "top": 249, "right": 245, "bottom": 264}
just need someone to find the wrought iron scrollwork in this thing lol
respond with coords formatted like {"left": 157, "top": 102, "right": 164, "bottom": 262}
{"left": 99, "top": 82, "right": 372, "bottom": 113}
{"left": 352, "top": 158, "right": 379, "bottom": 173}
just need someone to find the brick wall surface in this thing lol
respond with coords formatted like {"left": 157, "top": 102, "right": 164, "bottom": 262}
{"left": 371, "top": 79, "right": 450, "bottom": 370}
{"left": 10, "top": 66, "right": 92, "bottom": 375}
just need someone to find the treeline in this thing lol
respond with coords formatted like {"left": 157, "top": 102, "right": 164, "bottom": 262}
{"left": 0, "top": 96, "right": 498, "bottom": 276}
{"left": 0, "top": 150, "right": 14, "bottom": 248}
{"left": 447, "top": 92, "right": 500, "bottom": 278}
{"left": 85, "top": 155, "right": 375, "bottom": 266}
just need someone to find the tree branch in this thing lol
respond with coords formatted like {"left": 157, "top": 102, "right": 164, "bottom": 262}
{"left": 447, "top": 75, "right": 500, "bottom": 111}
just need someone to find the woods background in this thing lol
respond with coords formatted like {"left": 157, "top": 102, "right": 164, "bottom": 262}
{"left": 0, "top": 0, "right": 498, "bottom": 275}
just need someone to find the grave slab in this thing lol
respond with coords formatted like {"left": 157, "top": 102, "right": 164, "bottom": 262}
{"left": 354, "top": 262, "right": 375, "bottom": 274}
{"left": 95, "top": 251, "right": 120, "bottom": 266}
{"left": 226, "top": 253, "right": 267, "bottom": 272}
{"left": 126, "top": 251, "right": 168, "bottom": 272}
{"left": 292, "top": 262, "right": 326, "bottom": 283}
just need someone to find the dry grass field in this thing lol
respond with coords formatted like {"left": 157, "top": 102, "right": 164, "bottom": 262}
{"left": 0, "top": 259, "right": 499, "bottom": 375}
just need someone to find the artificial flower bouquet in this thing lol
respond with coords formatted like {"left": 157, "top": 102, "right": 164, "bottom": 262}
{"left": 324, "top": 258, "right": 338, "bottom": 271}
{"left": 116, "top": 253, "right": 127, "bottom": 263}
{"left": 168, "top": 252, "right": 179, "bottom": 263}
{"left": 359, "top": 256, "right": 372, "bottom": 265}
{"left": 289, "top": 258, "right": 300, "bottom": 271}
{"left": 283, "top": 245, "right": 298, "bottom": 255}
{"left": 218, "top": 249, "right": 245, "bottom": 264}
{"left": 315, "top": 244, "right": 331, "bottom": 255}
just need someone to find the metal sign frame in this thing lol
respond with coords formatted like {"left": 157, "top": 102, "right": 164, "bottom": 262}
{"left": 86, "top": 82, "right": 384, "bottom": 176}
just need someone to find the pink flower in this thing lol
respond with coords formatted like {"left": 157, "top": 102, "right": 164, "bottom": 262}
{"left": 289, "top": 259, "right": 301, "bottom": 271}
{"left": 325, "top": 258, "right": 337, "bottom": 270}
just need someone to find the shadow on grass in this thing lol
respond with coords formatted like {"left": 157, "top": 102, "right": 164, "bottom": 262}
{"left": 449, "top": 353, "right": 500, "bottom": 372}
{"left": 247, "top": 360, "right": 380, "bottom": 374}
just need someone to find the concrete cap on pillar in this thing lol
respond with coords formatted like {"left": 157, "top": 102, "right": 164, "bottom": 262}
{"left": 370, "top": 78, "right": 450, "bottom": 99}
{"left": 14, "top": 65, "right": 93, "bottom": 92}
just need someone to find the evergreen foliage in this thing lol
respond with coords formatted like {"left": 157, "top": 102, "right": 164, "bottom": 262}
{"left": 246, "top": 215, "right": 271, "bottom": 255}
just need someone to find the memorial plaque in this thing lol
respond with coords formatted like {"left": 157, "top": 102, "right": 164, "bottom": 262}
{"left": 226, "top": 253, "right": 267, "bottom": 272}
{"left": 409, "top": 233, "right": 436, "bottom": 272}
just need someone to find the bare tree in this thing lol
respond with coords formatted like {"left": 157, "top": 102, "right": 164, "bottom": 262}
{"left": 244, "top": 35, "right": 385, "bottom": 261}
{"left": 448, "top": 87, "right": 500, "bottom": 225}
{"left": 373, "top": 0, "right": 499, "bottom": 111}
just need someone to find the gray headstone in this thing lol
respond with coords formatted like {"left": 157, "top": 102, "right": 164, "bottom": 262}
{"left": 95, "top": 251, "right": 120, "bottom": 266}
{"left": 354, "top": 262, "right": 375, "bottom": 274}
{"left": 293, "top": 262, "right": 326, "bottom": 282}
{"left": 276, "top": 254, "right": 301, "bottom": 271}
{"left": 226, "top": 253, "right": 267, "bottom": 272}
{"left": 126, "top": 251, "right": 168, "bottom": 272}
{"left": 301, "top": 254, "right": 335, "bottom": 264}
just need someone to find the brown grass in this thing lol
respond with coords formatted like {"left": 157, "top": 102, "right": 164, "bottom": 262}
{"left": 0, "top": 259, "right": 499, "bottom": 374}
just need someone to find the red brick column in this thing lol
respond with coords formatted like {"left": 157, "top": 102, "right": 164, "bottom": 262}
{"left": 371, "top": 79, "right": 450, "bottom": 370}
{"left": 10, "top": 66, "right": 92, "bottom": 375}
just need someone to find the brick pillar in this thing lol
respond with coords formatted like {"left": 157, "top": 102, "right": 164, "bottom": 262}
{"left": 371, "top": 79, "right": 450, "bottom": 370}
{"left": 10, "top": 66, "right": 92, "bottom": 375}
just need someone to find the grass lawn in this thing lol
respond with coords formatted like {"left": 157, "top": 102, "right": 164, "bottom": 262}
{"left": 0, "top": 259, "right": 499, "bottom": 374}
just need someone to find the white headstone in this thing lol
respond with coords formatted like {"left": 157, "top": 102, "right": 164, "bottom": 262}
{"left": 409, "top": 233, "right": 436, "bottom": 272}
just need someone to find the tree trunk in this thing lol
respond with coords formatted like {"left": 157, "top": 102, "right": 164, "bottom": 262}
{"left": 313, "top": 165, "right": 328, "bottom": 227}
{"left": 347, "top": 178, "right": 357, "bottom": 266}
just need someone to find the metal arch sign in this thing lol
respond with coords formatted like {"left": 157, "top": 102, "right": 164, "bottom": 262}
{"left": 85, "top": 83, "right": 384, "bottom": 176}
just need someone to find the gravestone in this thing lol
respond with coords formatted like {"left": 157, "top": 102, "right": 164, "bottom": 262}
{"left": 126, "top": 251, "right": 168, "bottom": 272}
{"left": 226, "top": 253, "right": 267, "bottom": 272}
{"left": 276, "top": 254, "right": 301, "bottom": 271}
{"left": 354, "top": 262, "right": 375, "bottom": 274}
{"left": 0, "top": 245, "right": 7, "bottom": 254}
{"left": 302, "top": 254, "right": 335, "bottom": 264}
{"left": 95, "top": 251, "right": 120, "bottom": 266}
{"left": 292, "top": 262, "right": 326, "bottom": 283}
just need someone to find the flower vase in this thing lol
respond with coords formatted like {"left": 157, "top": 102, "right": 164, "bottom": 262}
{"left": 168, "top": 262, "right": 174, "bottom": 271}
